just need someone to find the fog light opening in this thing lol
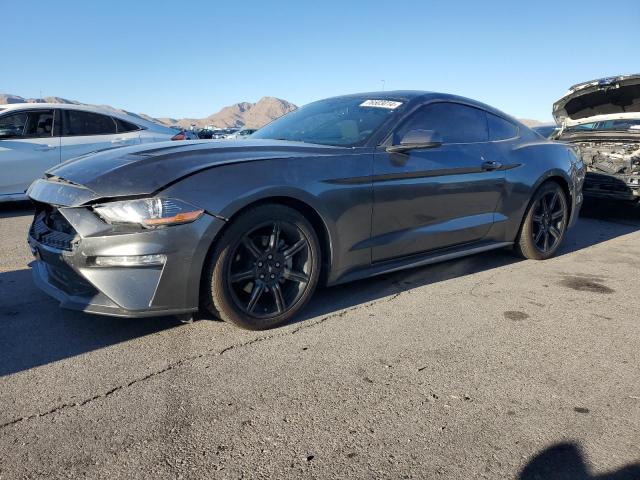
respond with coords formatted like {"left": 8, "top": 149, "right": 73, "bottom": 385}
{"left": 90, "top": 254, "right": 166, "bottom": 267}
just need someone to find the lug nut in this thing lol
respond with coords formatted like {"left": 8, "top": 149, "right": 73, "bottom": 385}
{"left": 260, "top": 274, "right": 265, "bottom": 279}
{"left": 270, "top": 273, "right": 275, "bottom": 279}
{"left": 275, "top": 262, "right": 280, "bottom": 267}
{"left": 267, "top": 254, "right": 273, "bottom": 260}
{"left": 258, "top": 262, "right": 263, "bottom": 267}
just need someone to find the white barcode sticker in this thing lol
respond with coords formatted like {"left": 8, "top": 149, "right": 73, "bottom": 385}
{"left": 359, "top": 99, "right": 403, "bottom": 109}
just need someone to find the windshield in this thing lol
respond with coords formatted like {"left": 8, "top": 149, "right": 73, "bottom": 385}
{"left": 565, "top": 119, "right": 640, "bottom": 133}
{"left": 251, "top": 97, "right": 404, "bottom": 147}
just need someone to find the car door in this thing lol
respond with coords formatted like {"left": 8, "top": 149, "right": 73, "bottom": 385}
{"left": 0, "top": 109, "right": 61, "bottom": 197}
{"left": 59, "top": 109, "right": 139, "bottom": 162}
{"left": 371, "top": 102, "right": 505, "bottom": 262}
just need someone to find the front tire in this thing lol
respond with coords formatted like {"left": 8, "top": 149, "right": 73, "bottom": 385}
{"left": 515, "top": 181, "right": 569, "bottom": 260}
{"left": 202, "top": 204, "right": 321, "bottom": 330}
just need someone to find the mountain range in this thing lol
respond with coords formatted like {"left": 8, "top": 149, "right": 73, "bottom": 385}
{"left": 0, "top": 94, "right": 297, "bottom": 130}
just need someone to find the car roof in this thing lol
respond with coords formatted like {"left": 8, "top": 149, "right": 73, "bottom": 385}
{"left": 327, "top": 90, "right": 522, "bottom": 125}
{"left": 0, "top": 102, "right": 173, "bottom": 132}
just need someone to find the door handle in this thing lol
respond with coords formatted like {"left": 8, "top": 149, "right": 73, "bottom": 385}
{"left": 34, "top": 145, "right": 56, "bottom": 151}
{"left": 481, "top": 160, "right": 502, "bottom": 171}
{"left": 111, "top": 138, "right": 129, "bottom": 144}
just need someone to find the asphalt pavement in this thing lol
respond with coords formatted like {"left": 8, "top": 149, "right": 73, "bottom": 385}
{"left": 0, "top": 200, "right": 639, "bottom": 479}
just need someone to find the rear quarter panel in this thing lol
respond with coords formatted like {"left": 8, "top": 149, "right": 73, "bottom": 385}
{"left": 495, "top": 135, "right": 582, "bottom": 241}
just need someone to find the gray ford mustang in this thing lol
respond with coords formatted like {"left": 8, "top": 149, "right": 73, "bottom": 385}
{"left": 26, "top": 91, "right": 585, "bottom": 330}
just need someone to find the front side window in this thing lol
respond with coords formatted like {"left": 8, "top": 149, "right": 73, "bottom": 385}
{"left": 63, "top": 110, "right": 117, "bottom": 136}
{"left": 0, "top": 110, "right": 53, "bottom": 138}
{"left": 396, "top": 103, "right": 488, "bottom": 144}
{"left": 487, "top": 113, "right": 519, "bottom": 140}
{"left": 0, "top": 112, "right": 28, "bottom": 138}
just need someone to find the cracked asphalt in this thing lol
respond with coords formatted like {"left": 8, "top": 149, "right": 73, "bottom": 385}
{"left": 1, "top": 200, "right": 639, "bottom": 479}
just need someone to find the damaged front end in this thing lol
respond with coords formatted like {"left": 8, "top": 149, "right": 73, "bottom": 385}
{"left": 554, "top": 74, "right": 640, "bottom": 201}
{"left": 571, "top": 140, "right": 640, "bottom": 200}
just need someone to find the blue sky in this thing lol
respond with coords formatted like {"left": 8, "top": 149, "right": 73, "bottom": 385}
{"left": 3, "top": 0, "right": 639, "bottom": 121}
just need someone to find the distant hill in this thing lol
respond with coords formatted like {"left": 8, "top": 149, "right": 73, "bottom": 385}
{"left": 156, "top": 97, "right": 297, "bottom": 129}
{"left": 0, "top": 94, "right": 297, "bottom": 129}
{"left": 518, "top": 118, "right": 549, "bottom": 127}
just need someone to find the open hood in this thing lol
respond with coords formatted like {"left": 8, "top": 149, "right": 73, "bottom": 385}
{"left": 553, "top": 74, "right": 640, "bottom": 126}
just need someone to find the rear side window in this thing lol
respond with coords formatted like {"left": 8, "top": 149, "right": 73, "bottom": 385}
{"left": 396, "top": 102, "right": 488, "bottom": 144}
{"left": 0, "top": 110, "right": 54, "bottom": 138}
{"left": 114, "top": 118, "right": 140, "bottom": 133}
{"left": 63, "top": 110, "right": 117, "bottom": 136}
{"left": 487, "top": 113, "right": 519, "bottom": 140}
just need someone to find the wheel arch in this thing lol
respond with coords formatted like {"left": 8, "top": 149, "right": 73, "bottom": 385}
{"left": 530, "top": 171, "right": 573, "bottom": 219}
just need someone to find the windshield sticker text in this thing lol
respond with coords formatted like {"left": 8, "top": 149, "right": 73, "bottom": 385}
{"left": 359, "top": 100, "right": 403, "bottom": 109}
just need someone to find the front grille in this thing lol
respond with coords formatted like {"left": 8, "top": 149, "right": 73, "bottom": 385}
{"left": 29, "top": 207, "right": 77, "bottom": 251}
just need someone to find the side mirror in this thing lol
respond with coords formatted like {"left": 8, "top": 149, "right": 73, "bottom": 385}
{"left": 386, "top": 129, "right": 443, "bottom": 153}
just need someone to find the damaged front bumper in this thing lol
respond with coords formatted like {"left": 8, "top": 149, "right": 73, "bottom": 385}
{"left": 572, "top": 140, "right": 640, "bottom": 201}
{"left": 27, "top": 188, "right": 225, "bottom": 318}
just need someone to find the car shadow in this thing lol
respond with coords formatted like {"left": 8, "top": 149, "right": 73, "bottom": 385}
{"left": 519, "top": 442, "right": 640, "bottom": 479}
{"left": 0, "top": 200, "right": 638, "bottom": 377}
{"left": 0, "top": 268, "right": 183, "bottom": 377}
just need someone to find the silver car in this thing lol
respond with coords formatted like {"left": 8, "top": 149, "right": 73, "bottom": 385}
{"left": 0, "top": 103, "right": 180, "bottom": 201}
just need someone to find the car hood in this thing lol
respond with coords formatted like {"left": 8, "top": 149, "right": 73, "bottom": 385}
{"left": 28, "top": 139, "right": 348, "bottom": 206}
{"left": 553, "top": 74, "right": 640, "bottom": 126}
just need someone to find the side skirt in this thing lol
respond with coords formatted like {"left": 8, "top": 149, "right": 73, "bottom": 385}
{"left": 331, "top": 241, "right": 513, "bottom": 286}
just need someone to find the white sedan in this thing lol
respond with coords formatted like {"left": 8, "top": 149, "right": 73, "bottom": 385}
{"left": 0, "top": 103, "right": 181, "bottom": 201}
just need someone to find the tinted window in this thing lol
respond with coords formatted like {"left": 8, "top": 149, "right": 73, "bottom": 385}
{"left": 63, "top": 110, "right": 117, "bottom": 136}
{"left": 0, "top": 111, "right": 54, "bottom": 138}
{"left": 487, "top": 113, "right": 518, "bottom": 140}
{"left": 115, "top": 118, "right": 140, "bottom": 133}
{"left": 396, "top": 103, "right": 488, "bottom": 144}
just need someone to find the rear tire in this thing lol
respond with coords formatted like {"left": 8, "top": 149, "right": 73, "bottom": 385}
{"left": 515, "top": 181, "right": 569, "bottom": 260}
{"left": 202, "top": 204, "right": 321, "bottom": 330}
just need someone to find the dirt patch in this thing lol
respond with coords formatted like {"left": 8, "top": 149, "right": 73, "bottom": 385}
{"left": 560, "top": 277, "right": 614, "bottom": 294}
{"left": 504, "top": 311, "right": 530, "bottom": 321}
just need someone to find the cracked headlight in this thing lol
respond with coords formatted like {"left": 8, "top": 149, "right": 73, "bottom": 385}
{"left": 93, "top": 198, "right": 204, "bottom": 227}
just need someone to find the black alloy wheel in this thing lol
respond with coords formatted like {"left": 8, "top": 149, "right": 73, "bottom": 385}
{"left": 202, "top": 204, "right": 320, "bottom": 330}
{"left": 227, "top": 220, "right": 312, "bottom": 318}
{"left": 530, "top": 188, "right": 567, "bottom": 254}
{"left": 515, "top": 181, "right": 569, "bottom": 260}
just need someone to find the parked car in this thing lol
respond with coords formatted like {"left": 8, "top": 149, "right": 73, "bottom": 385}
{"left": 225, "top": 128, "right": 257, "bottom": 139}
{"left": 553, "top": 74, "right": 640, "bottom": 202}
{"left": 170, "top": 129, "right": 200, "bottom": 140}
{"left": 0, "top": 104, "right": 181, "bottom": 201}
{"left": 211, "top": 129, "right": 234, "bottom": 139}
{"left": 26, "top": 91, "right": 584, "bottom": 330}
{"left": 532, "top": 124, "right": 559, "bottom": 139}
{"left": 198, "top": 129, "right": 214, "bottom": 139}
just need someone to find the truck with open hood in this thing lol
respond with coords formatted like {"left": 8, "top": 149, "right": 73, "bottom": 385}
{"left": 553, "top": 74, "right": 640, "bottom": 202}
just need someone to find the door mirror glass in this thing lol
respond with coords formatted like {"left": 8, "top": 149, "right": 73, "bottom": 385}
{"left": 387, "top": 129, "right": 443, "bottom": 153}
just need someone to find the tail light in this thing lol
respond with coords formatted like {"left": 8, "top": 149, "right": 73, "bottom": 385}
{"left": 171, "top": 132, "right": 186, "bottom": 141}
